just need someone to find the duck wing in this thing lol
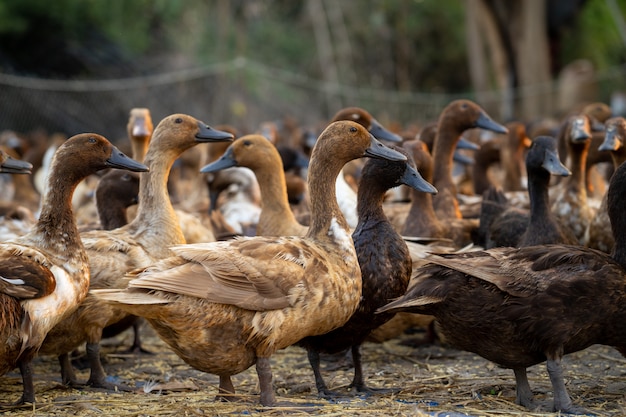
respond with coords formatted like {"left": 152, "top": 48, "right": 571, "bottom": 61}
{"left": 0, "top": 246, "right": 56, "bottom": 299}
{"left": 421, "top": 245, "right": 617, "bottom": 298}
{"left": 127, "top": 236, "right": 329, "bottom": 311}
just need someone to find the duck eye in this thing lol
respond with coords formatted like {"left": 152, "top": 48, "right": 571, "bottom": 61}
{"left": 461, "top": 103, "right": 468, "bottom": 109}
{"left": 243, "top": 140, "right": 252, "bottom": 147}
{"left": 88, "top": 137, "right": 97, "bottom": 144}
{"left": 175, "top": 118, "right": 183, "bottom": 124}
{"left": 350, "top": 127, "right": 357, "bottom": 133}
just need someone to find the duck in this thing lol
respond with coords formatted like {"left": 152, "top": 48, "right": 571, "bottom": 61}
{"left": 477, "top": 136, "right": 576, "bottom": 248}
{"left": 73, "top": 108, "right": 152, "bottom": 229}
{"left": 201, "top": 135, "right": 308, "bottom": 237}
{"left": 38, "top": 114, "right": 234, "bottom": 390}
{"left": 430, "top": 99, "right": 508, "bottom": 220}
{"left": 77, "top": 170, "right": 140, "bottom": 232}
{"left": 377, "top": 158, "right": 626, "bottom": 413}
{"left": 0, "top": 134, "right": 147, "bottom": 404}
{"left": 204, "top": 127, "right": 263, "bottom": 236}
{"left": 580, "top": 102, "right": 614, "bottom": 197}
{"left": 395, "top": 139, "right": 478, "bottom": 247}
{"left": 276, "top": 145, "right": 309, "bottom": 205}
{"left": 472, "top": 121, "right": 531, "bottom": 195}
{"left": 78, "top": 169, "right": 149, "bottom": 354}
{"left": 551, "top": 114, "right": 595, "bottom": 245}
{"left": 0, "top": 146, "right": 39, "bottom": 241}
{"left": 0, "top": 148, "right": 33, "bottom": 175}
{"left": 297, "top": 145, "right": 436, "bottom": 397}
{"left": 329, "top": 106, "right": 403, "bottom": 228}
{"left": 91, "top": 120, "right": 408, "bottom": 406}
{"left": 586, "top": 116, "right": 626, "bottom": 253}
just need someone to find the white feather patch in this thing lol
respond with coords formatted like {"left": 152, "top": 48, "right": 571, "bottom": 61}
{"left": 1, "top": 277, "right": 25, "bottom": 285}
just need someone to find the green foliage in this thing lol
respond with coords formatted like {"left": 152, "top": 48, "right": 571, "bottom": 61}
{"left": 560, "top": 0, "right": 626, "bottom": 70}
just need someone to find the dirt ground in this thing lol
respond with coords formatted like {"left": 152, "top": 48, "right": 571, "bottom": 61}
{"left": 1, "top": 322, "right": 625, "bottom": 417}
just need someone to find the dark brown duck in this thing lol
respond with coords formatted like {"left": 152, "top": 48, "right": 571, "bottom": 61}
{"left": 378, "top": 158, "right": 626, "bottom": 414}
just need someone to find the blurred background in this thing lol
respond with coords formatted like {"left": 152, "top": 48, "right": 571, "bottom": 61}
{"left": 0, "top": 0, "right": 625, "bottom": 142}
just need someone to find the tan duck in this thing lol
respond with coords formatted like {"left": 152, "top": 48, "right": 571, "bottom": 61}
{"left": 91, "top": 120, "right": 408, "bottom": 406}
{"left": 586, "top": 116, "right": 626, "bottom": 253}
{"left": 201, "top": 135, "right": 308, "bottom": 237}
{"left": 551, "top": 114, "right": 594, "bottom": 245}
{"left": 431, "top": 99, "right": 508, "bottom": 219}
{"left": 377, "top": 154, "right": 626, "bottom": 413}
{"left": 0, "top": 134, "right": 147, "bottom": 404}
{"left": 38, "top": 114, "right": 233, "bottom": 390}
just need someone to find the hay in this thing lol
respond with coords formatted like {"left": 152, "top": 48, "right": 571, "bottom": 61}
{"left": 0, "top": 325, "right": 624, "bottom": 416}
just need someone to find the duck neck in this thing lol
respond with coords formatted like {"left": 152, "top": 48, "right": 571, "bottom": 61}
{"left": 355, "top": 181, "right": 387, "bottom": 226}
{"left": 254, "top": 164, "right": 299, "bottom": 232}
{"left": 431, "top": 122, "right": 459, "bottom": 194}
{"left": 305, "top": 154, "right": 351, "bottom": 240}
{"left": 406, "top": 188, "right": 438, "bottom": 226}
{"left": 565, "top": 142, "right": 589, "bottom": 201}
{"left": 35, "top": 169, "right": 84, "bottom": 256}
{"left": 609, "top": 168, "right": 626, "bottom": 268}
{"left": 98, "top": 204, "right": 130, "bottom": 230}
{"left": 131, "top": 135, "right": 150, "bottom": 162}
{"left": 129, "top": 147, "right": 186, "bottom": 246}
{"left": 527, "top": 170, "right": 554, "bottom": 226}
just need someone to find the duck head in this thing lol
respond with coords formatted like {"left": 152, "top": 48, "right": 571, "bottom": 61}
{"left": 331, "top": 106, "right": 402, "bottom": 143}
{"left": 599, "top": 117, "right": 626, "bottom": 152}
{"left": 441, "top": 99, "right": 508, "bottom": 135}
{"left": 201, "top": 135, "right": 277, "bottom": 173}
{"left": 531, "top": 136, "right": 571, "bottom": 177}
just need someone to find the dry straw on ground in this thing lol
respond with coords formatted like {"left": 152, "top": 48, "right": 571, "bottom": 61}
{"left": 1, "top": 323, "right": 624, "bottom": 416}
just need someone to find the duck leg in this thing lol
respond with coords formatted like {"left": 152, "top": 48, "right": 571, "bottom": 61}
{"left": 216, "top": 375, "right": 238, "bottom": 402}
{"left": 512, "top": 367, "right": 533, "bottom": 407}
{"left": 58, "top": 353, "right": 80, "bottom": 386}
{"left": 18, "top": 359, "right": 34, "bottom": 404}
{"left": 85, "top": 341, "right": 131, "bottom": 391}
{"left": 348, "top": 344, "right": 398, "bottom": 395}
{"left": 546, "top": 357, "right": 587, "bottom": 414}
{"left": 256, "top": 356, "right": 276, "bottom": 406}
{"left": 128, "top": 317, "right": 152, "bottom": 354}
{"left": 307, "top": 348, "right": 342, "bottom": 397}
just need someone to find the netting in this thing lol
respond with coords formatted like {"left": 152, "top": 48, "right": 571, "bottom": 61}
{"left": 1, "top": 56, "right": 625, "bottom": 144}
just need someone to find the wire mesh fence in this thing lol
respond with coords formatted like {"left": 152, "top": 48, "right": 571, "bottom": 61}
{"left": 1, "top": 57, "right": 625, "bottom": 145}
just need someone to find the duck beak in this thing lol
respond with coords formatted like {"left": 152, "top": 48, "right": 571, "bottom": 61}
{"left": 542, "top": 149, "right": 571, "bottom": 177}
{"left": 456, "top": 136, "right": 480, "bottom": 151}
{"left": 369, "top": 118, "right": 403, "bottom": 143}
{"left": 131, "top": 115, "right": 152, "bottom": 138}
{"left": 200, "top": 147, "right": 238, "bottom": 173}
{"left": 453, "top": 150, "right": 474, "bottom": 165}
{"left": 400, "top": 164, "right": 438, "bottom": 194}
{"left": 475, "top": 112, "right": 508, "bottom": 134}
{"left": 196, "top": 122, "right": 235, "bottom": 143}
{"left": 571, "top": 118, "right": 591, "bottom": 142}
{"left": 0, "top": 156, "right": 32, "bottom": 174}
{"left": 599, "top": 127, "right": 622, "bottom": 152}
{"left": 106, "top": 146, "right": 150, "bottom": 172}
{"left": 365, "top": 135, "right": 407, "bottom": 161}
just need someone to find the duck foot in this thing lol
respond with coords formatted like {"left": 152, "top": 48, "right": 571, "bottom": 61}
{"left": 86, "top": 378, "right": 133, "bottom": 393}
{"left": 122, "top": 345, "right": 153, "bottom": 355}
{"left": 349, "top": 384, "right": 401, "bottom": 396}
